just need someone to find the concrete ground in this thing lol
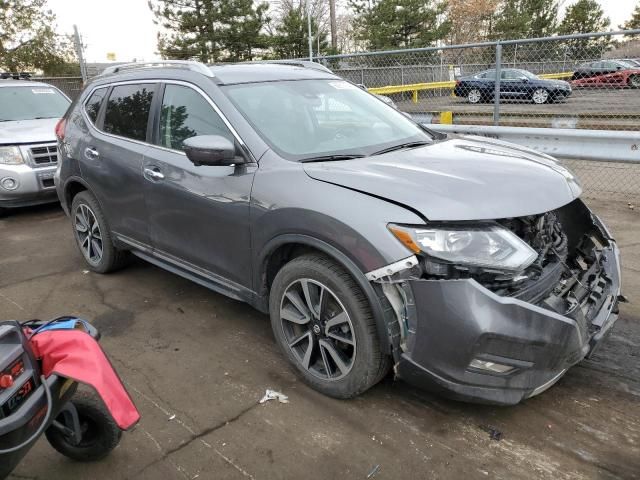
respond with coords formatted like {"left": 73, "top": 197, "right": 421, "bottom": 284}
{"left": 1, "top": 197, "right": 639, "bottom": 480}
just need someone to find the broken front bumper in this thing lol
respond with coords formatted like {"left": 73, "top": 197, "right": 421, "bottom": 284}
{"left": 394, "top": 243, "right": 621, "bottom": 405}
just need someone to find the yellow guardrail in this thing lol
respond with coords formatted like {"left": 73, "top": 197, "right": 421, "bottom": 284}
{"left": 368, "top": 72, "right": 574, "bottom": 103}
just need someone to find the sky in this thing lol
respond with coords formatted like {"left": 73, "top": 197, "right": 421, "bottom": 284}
{"left": 47, "top": 0, "right": 639, "bottom": 63}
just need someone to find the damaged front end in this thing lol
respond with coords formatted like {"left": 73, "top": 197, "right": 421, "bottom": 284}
{"left": 367, "top": 199, "right": 623, "bottom": 405}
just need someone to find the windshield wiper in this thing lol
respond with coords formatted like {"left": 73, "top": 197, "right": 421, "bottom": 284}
{"left": 371, "top": 141, "right": 431, "bottom": 156}
{"left": 300, "top": 154, "right": 365, "bottom": 163}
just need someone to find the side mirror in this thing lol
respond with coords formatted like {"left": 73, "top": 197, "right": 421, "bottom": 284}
{"left": 519, "top": 77, "right": 529, "bottom": 82}
{"left": 356, "top": 83, "right": 367, "bottom": 90}
{"left": 183, "top": 135, "right": 238, "bottom": 167}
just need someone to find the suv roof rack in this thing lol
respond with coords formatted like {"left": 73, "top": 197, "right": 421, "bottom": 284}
{"left": 1, "top": 72, "right": 32, "bottom": 80}
{"left": 210, "top": 60, "right": 332, "bottom": 74}
{"left": 100, "top": 61, "right": 214, "bottom": 78}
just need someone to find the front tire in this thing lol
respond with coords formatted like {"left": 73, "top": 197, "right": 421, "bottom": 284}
{"left": 629, "top": 75, "right": 640, "bottom": 89}
{"left": 532, "top": 88, "right": 549, "bottom": 104}
{"left": 70, "top": 191, "right": 129, "bottom": 273}
{"left": 45, "top": 391, "right": 122, "bottom": 462}
{"left": 269, "top": 254, "right": 390, "bottom": 398}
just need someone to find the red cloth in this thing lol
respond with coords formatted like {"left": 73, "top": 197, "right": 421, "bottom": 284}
{"left": 29, "top": 330, "right": 140, "bottom": 430}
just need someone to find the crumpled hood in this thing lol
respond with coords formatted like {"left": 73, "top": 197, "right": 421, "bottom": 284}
{"left": 303, "top": 135, "right": 581, "bottom": 221}
{"left": 0, "top": 118, "right": 59, "bottom": 145}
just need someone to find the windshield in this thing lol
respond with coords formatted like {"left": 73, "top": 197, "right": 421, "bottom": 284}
{"left": 517, "top": 69, "right": 538, "bottom": 79}
{"left": 0, "top": 86, "right": 70, "bottom": 122}
{"left": 223, "top": 79, "right": 432, "bottom": 161}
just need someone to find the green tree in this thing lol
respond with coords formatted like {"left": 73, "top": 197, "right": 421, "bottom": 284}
{"left": 558, "top": 0, "right": 611, "bottom": 58}
{"left": 270, "top": 5, "right": 328, "bottom": 59}
{"left": 620, "top": 1, "right": 640, "bottom": 37}
{"left": 492, "top": 0, "right": 559, "bottom": 40}
{"left": 149, "top": 0, "right": 270, "bottom": 63}
{"left": 349, "top": 0, "right": 450, "bottom": 51}
{"left": 0, "top": 0, "right": 75, "bottom": 73}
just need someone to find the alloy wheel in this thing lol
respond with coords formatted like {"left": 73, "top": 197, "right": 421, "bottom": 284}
{"left": 532, "top": 88, "right": 549, "bottom": 104}
{"left": 279, "top": 279, "right": 356, "bottom": 381}
{"left": 468, "top": 89, "right": 482, "bottom": 103}
{"left": 630, "top": 75, "right": 640, "bottom": 88}
{"left": 74, "top": 204, "right": 103, "bottom": 264}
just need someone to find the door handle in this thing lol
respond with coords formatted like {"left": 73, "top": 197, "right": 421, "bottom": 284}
{"left": 144, "top": 167, "right": 165, "bottom": 181}
{"left": 84, "top": 147, "right": 100, "bottom": 160}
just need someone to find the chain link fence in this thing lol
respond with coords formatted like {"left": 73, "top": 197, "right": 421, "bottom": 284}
{"left": 35, "top": 76, "right": 84, "bottom": 100}
{"left": 313, "top": 30, "right": 640, "bottom": 202}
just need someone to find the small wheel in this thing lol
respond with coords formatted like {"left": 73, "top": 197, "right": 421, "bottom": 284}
{"left": 269, "top": 254, "right": 390, "bottom": 399}
{"left": 70, "top": 191, "right": 129, "bottom": 273}
{"left": 467, "top": 88, "right": 482, "bottom": 104}
{"left": 45, "top": 391, "right": 122, "bottom": 462}
{"left": 629, "top": 75, "right": 640, "bottom": 89}
{"left": 532, "top": 88, "right": 549, "bottom": 104}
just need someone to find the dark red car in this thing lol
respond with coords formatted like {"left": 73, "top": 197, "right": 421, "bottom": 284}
{"left": 571, "top": 60, "right": 640, "bottom": 88}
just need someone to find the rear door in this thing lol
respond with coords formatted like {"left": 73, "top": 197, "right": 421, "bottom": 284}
{"left": 80, "top": 83, "right": 157, "bottom": 246}
{"left": 142, "top": 82, "right": 256, "bottom": 290}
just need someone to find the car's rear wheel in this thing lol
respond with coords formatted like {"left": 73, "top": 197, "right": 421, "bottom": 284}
{"left": 629, "top": 75, "right": 640, "bottom": 89}
{"left": 467, "top": 88, "right": 482, "bottom": 104}
{"left": 70, "top": 191, "right": 129, "bottom": 273}
{"left": 531, "top": 88, "right": 549, "bottom": 104}
{"left": 269, "top": 254, "right": 390, "bottom": 398}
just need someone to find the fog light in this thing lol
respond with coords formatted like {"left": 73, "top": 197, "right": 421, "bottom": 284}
{"left": 0, "top": 177, "right": 18, "bottom": 191}
{"left": 469, "top": 358, "right": 515, "bottom": 374}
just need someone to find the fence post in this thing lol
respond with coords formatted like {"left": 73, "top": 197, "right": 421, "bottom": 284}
{"left": 494, "top": 42, "right": 502, "bottom": 126}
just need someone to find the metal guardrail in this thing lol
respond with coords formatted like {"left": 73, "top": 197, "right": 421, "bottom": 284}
{"left": 368, "top": 72, "right": 573, "bottom": 102}
{"left": 426, "top": 124, "right": 640, "bottom": 163}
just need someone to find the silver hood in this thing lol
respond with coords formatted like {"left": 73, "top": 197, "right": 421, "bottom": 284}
{"left": 0, "top": 118, "right": 59, "bottom": 145}
{"left": 303, "top": 135, "right": 582, "bottom": 221}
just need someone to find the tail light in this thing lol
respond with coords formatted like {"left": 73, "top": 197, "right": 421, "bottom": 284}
{"left": 55, "top": 118, "right": 67, "bottom": 140}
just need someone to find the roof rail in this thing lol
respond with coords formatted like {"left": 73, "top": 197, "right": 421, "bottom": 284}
{"left": 1, "top": 72, "right": 32, "bottom": 80}
{"left": 258, "top": 60, "right": 333, "bottom": 73}
{"left": 100, "top": 61, "right": 214, "bottom": 77}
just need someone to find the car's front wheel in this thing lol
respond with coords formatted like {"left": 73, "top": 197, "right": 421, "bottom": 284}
{"left": 70, "top": 191, "right": 129, "bottom": 273}
{"left": 628, "top": 75, "right": 640, "bottom": 89}
{"left": 269, "top": 254, "right": 390, "bottom": 398}
{"left": 467, "top": 88, "right": 483, "bottom": 104}
{"left": 531, "top": 88, "right": 549, "bottom": 104}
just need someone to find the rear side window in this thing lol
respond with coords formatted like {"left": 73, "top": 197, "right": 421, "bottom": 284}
{"left": 103, "top": 84, "right": 155, "bottom": 142}
{"left": 158, "top": 84, "right": 233, "bottom": 151}
{"left": 84, "top": 87, "right": 107, "bottom": 124}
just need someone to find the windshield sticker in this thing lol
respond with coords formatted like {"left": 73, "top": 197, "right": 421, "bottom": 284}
{"left": 328, "top": 81, "right": 357, "bottom": 90}
{"left": 32, "top": 88, "right": 56, "bottom": 95}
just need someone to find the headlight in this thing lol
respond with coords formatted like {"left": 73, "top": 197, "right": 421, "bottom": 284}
{"left": 0, "top": 146, "right": 24, "bottom": 165}
{"left": 388, "top": 223, "right": 537, "bottom": 272}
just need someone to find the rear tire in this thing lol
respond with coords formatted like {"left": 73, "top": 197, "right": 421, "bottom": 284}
{"left": 269, "top": 254, "right": 390, "bottom": 398}
{"left": 467, "top": 88, "right": 482, "bottom": 104}
{"left": 45, "top": 391, "right": 122, "bottom": 462}
{"left": 70, "top": 191, "right": 129, "bottom": 273}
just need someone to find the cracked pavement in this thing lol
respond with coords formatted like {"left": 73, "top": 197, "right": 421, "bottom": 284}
{"left": 1, "top": 198, "right": 639, "bottom": 480}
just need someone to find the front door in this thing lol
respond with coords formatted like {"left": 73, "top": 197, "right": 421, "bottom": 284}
{"left": 142, "top": 83, "right": 256, "bottom": 290}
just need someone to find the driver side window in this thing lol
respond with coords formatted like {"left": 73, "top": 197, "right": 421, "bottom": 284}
{"left": 159, "top": 84, "right": 233, "bottom": 151}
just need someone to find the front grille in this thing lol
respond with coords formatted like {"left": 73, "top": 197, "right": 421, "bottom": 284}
{"left": 29, "top": 145, "right": 57, "bottom": 166}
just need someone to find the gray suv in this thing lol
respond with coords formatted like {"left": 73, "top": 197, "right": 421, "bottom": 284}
{"left": 55, "top": 61, "right": 622, "bottom": 405}
{"left": 0, "top": 78, "right": 70, "bottom": 215}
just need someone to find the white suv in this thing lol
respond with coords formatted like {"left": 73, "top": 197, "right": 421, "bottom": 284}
{"left": 0, "top": 77, "right": 71, "bottom": 216}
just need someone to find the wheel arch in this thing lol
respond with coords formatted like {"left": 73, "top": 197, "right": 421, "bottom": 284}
{"left": 62, "top": 176, "right": 92, "bottom": 214}
{"left": 256, "top": 234, "right": 394, "bottom": 355}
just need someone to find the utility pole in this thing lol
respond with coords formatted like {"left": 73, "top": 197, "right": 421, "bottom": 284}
{"left": 73, "top": 25, "right": 88, "bottom": 83}
{"left": 307, "top": 0, "right": 313, "bottom": 61}
{"left": 329, "top": 0, "right": 337, "bottom": 50}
